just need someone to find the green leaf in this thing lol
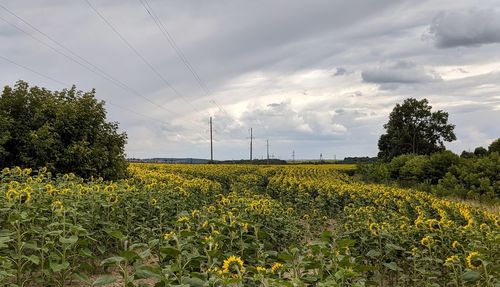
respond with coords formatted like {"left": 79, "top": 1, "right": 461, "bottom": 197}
{"left": 320, "top": 230, "right": 333, "bottom": 241}
{"left": 366, "top": 250, "right": 381, "bottom": 258}
{"left": 179, "top": 230, "right": 195, "bottom": 237}
{"left": 105, "top": 229, "right": 125, "bottom": 241}
{"left": 385, "top": 243, "right": 405, "bottom": 251}
{"left": 337, "top": 239, "right": 356, "bottom": 248}
{"left": 73, "top": 272, "right": 91, "bottom": 284}
{"left": 120, "top": 250, "right": 139, "bottom": 262}
{"left": 101, "top": 256, "right": 125, "bottom": 266}
{"left": 383, "top": 262, "right": 403, "bottom": 272}
{"left": 50, "top": 261, "right": 70, "bottom": 272}
{"left": 160, "top": 247, "right": 181, "bottom": 257}
{"left": 135, "top": 266, "right": 163, "bottom": 280}
{"left": 59, "top": 235, "right": 78, "bottom": 245}
{"left": 0, "top": 236, "right": 11, "bottom": 248}
{"left": 462, "top": 270, "right": 481, "bottom": 283}
{"left": 183, "top": 277, "right": 205, "bottom": 287}
{"left": 138, "top": 249, "right": 152, "bottom": 259}
{"left": 80, "top": 248, "right": 94, "bottom": 258}
{"left": 92, "top": 275, "right": 116, "bottom": 286}
{"left": 25, "top": 255, "right": 40, "bottom": 265}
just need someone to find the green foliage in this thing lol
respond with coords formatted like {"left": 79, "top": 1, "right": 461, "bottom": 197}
{"left": 2, "top": 164, "right": 498, "bottom": 286}
{"left": 474, "top": 146, "right": 488, "bottom": 157}
{"left": 378, "top": 98, "right": 456, "bottom": 160}
{"left": 356, "top": 148, "right": 498, "bottom": 201}
{"left": 434, "top": 152, "right": 500, "bottom": 200}
{"left": 489, "top": 138, "right": 500, "bottom": 153}
{"left": 0, "top": 80, "right": 128, "bottom": 179}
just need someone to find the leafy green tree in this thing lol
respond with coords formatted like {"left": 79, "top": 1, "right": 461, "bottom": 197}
{"left": 474, "top": 146, "right": 488, "bottom": 157}
{"left": 488, "top": 138, "right": 500, "bottom": 153}
{"left": 0, "top": 111, "right": 11, "bottom": 161}
{"left": 424, "top": 150, "right": 459, "bottom": 184}
{"left": 0, "top": 80, "right": 128, "bottom": 179}
{"left": 378, "top": 98, "right": 456, "bottom": 160}
{"left": 460, "top": 150, "right": 474, "bottom": 159}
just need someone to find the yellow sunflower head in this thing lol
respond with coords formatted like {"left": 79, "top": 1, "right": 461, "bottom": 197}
{"left": 163, "top": 231, "right": 175, "bottom": 241}
{"left": 271, "top": 262, "right": 283, "bottom": 273}
{"left": 369, "top": 223, "right": 379, "bottom": 236}
{"left": 452, "top": 241, "right": 461, "bottom": 250}
{"left": 445, "top": 255, "right": 460, "bottom": 266}
{"left": 427, "top": 219, "right": 440, "bottom": 231}
{"left": 222, "top": 255, "right": 245, "bottom": 278}
{"left": 466, "top": 252, "right": 482, "bottom": 269}
{"left": 420, "top": 236, "right": 434, "bottom": 248}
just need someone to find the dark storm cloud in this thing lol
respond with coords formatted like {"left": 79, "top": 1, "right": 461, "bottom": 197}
{"left": 362, "top": 61, "right": 442, "bottom": 85}
{"left": 428, "top": 9, "right": 500, "bottom": 48}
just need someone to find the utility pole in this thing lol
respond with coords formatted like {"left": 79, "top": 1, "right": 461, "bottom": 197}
{"left": 320, "top": 153, "right": 323, "bottom": 161}
{"left": 210, "top": 117, "right": 213, "bottom": 162}
{"left": 249, "top": 128, "right": 253, "bottom": 161}
{"left": 266, "top": 139, "right": 270, "bottom": 165}
{"left": 292, "top": 150, "right": 295, "bottom": 162}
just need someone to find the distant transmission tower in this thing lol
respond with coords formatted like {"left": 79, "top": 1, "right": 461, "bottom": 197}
{"left": 209, "top": 117, "right": 213, "bottom": 162}
{"left": 266, "top": 139, "right": 270, "bottom": 165}
{"left": 249, "top": 128, "right": 253, "bottom": 161}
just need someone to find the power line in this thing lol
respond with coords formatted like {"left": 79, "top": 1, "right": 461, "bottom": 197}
{"left": 84, "top": 0, "right": 202, "bottom": 115}
{"left": 138, "top": 0, "right": 228, "bottom": 115}
{"left": 139, "top": 0, "right": 209, "bottom": 95}
{"left": 0, "top": 55, "right": 68, "bottom": 87}
{"left": 0, "top": 54, "right": 209, "bottom": 141}
{"left": 0, "top": 7, "right": 181, "bottom": 117}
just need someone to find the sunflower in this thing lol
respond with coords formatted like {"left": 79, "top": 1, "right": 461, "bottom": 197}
{"left": 466, "top": 252, "right": 482, "bottom": 269}
{"left": 420, "top": 236, "right": 434, "bottom": 248}
{"left": 369, "top": 223, "right": 379, "bottom": 236}
{"left": 19, "top": 190, "right": 31, "bottom": 204}
{"left": 271, "top": 262, "right": 283, "bottom": 273}
{"left": 445, "top": 255, "right": 460, "bottom": 265}
{"left": 163, "top": 231, "right": 175, "bottom": 241}
{"left": 427, "top": 219, "right": 440, "bottom": 231}
{"left": 222, "top": 255, "right": 245, "bottom": 278}
{"left": 5, "top": 189, "right": 18, "bottom": 202}
{"left": 52, "top": 200, "right": 64, "bottom": 212}
{"left": 256, "top": 266, "right": 267, "bottom": 274}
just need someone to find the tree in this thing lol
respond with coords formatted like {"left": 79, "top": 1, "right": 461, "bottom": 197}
{"left": 0, "top": 80, "right": 128, "bottom": 179}
{"left": 378, "top": 98, "right": 456, "bottom": 160}
{"left": 474, "top": 146, "right": 488, "bottom": 157}
{"left": 488, "top": 138, "right": 500, "bottom": 153}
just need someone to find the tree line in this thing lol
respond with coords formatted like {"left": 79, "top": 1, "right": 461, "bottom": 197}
{"left": 358, "top": 97, "right": 499, "bottom": 202}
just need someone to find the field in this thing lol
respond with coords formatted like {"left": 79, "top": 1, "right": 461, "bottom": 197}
{"left": 0, "top": 164, "right": 498, "bottom": 286}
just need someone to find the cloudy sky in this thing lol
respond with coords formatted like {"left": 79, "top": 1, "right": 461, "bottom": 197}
{"left": 1, "top": 0, "right": 499, "bottom": 160}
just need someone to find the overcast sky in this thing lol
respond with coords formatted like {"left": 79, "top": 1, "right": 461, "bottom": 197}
{"left": 1, "top": 0, "right": 499, "bottom": 160}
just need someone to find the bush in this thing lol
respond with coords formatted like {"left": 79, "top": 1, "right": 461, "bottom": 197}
{"left": 355, "top": 148, "right": 499, "bottom": 201}
{"left": 435, "top": 152, "right": 500, "bottom": 200}
{"left": 0, "top": 80, "right": 128, "bottom": 179}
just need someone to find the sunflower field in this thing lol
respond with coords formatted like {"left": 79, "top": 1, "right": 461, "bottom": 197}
{"left": 0, "top": 164, "right": 498, "bottom": 286}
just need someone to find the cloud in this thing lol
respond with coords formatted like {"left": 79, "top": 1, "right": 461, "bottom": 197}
{"left": 361, "top": 61, "right": 442, "bottom": 86}
{"left": 333, "top": 67, "right": 348, "bottom": 76}
{"left": 1, "top": 1, "right": 500, "bottom": 159}
{"left": 428, "top": 9, "right": 500, "bottom": 48}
